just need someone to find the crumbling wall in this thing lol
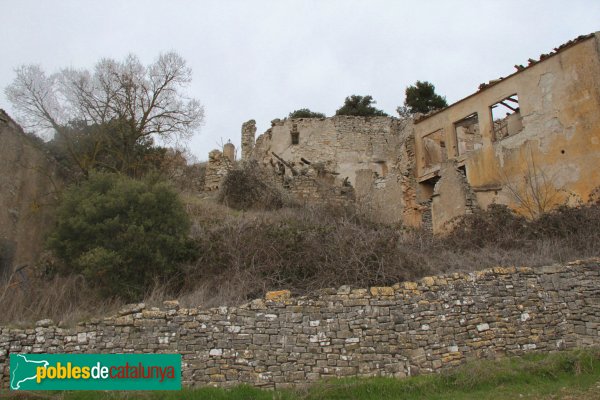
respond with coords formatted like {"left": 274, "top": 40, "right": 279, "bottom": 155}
{"left": 249, "top": 116, "right": 422, "bottom": 224}
{"left": 0, "top": 110, "right": 63, "bottom": 273}
{"left": 359, "top": 121, "right": 425, "bottom": 226}
{"left": 431, "top": 162, "right": 479, "bottom": 233}
{"left": 414, "top": 33, "right": 600, "bottom": 224}
{"left": 251, "top": 116, "right": 405, "bottom": 186}
{"left": 285, "top": 174, "right": 354, "bottom": 206}
{"left": 204, "top": 149, "right": 235, "bottom": 191}
{"left": 1, "top": 260, "right": 599, "bottom": 389}
{"left": 241, "top": 120, "right": 257, "bottom": 161}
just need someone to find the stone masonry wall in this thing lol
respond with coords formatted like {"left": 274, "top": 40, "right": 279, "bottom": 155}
{"left": 2, "top": 260, "right": 599, "bottom": 389}
{"left": 248, "top": 116, "right": 425, "bottom": 225}
{"left": 241, "top": 120, "right": 257, "bottom": 161}
{"left": 204, "top": 149, "right": 234, "bottom": 191}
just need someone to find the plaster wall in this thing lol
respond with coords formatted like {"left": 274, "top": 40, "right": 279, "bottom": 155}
{"left": 414, "top": 34, "right": 600, "bottom": 231}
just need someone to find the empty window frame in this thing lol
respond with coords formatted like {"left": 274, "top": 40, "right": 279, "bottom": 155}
{"left": 290, "top": 124, "right": 300, "bottom": 145}
{"left": 490, "top": 94, "right": 522, "bottom": 141}
{"left": 422, "top": 129, "right": 447, "bottom": 170}
{"left": 454, "top": 112, "right": 482, "bottom": 156}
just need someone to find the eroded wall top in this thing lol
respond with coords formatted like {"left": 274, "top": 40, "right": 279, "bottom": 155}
{"left": 250, "top": 116, "right": 413, "bottom": 186}
{"left": 413, "top": 32, "right": 600, "bottom": 230}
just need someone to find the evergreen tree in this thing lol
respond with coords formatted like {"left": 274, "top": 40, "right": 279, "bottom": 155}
{"left": 403, "top": 81, "right": 448, "bottom": 114}
{"left": 335, "top": 95, "right": 388, "bottom": 117}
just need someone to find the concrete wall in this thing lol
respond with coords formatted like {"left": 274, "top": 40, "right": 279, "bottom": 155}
{"left": 2, "top": 260, "right": 599, "bottom": 389}
{"left": 0, "top": 110, "right": 62, "bottom": 274}
{"left": 414, "top": 33, "right": 600, "bottom": 232}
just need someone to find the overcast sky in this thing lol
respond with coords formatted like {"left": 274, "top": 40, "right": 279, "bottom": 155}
{"left": 1, "top": 0, "right": 599, "bottom": 161}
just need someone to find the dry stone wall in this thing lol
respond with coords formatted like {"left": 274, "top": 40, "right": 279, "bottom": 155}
{"left": 2, "top": 260, "right": 599, "bottom": 389}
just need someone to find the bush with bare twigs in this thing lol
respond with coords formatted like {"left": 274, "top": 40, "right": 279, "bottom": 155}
{"left": 3, "top": 191, "right": 600, "bottom": 323}
{"left": 217, "top": 161, "right": 291, "bottom": 210}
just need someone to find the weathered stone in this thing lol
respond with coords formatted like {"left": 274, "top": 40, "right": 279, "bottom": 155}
{"left": 476, "top": 323, "right": 490, "bottom": 332}
{"left": 142, "top": 310, "right": 166, "bottom": 319}
{"left": 421, "top": 277, "right": 435, "bottom": 286}
{"left": 369, "top": 287, "right": 394, "bottom": 297}
{"left": 163, "top": 300, "right": 180, "bottom": 310}
{"left": 1, "top": 259, "right": 600, "bottom": 390}
{"left": 118, "top": 303, "right": 145, "bottom": 316}
{"left": 35, "top": 319, "right": 54, "bottom": 328}
{"left": 265, "top": 290, "right": 291, "bottom": 302}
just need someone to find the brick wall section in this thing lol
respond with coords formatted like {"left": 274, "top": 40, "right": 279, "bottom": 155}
{"left": 1, "top": 260, "right": 599, "bottom": 389}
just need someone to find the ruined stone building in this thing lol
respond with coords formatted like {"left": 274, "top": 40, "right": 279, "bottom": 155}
{"left": 240, "top": 116, "right": 421, "bottom": 222}
{"left": 414, "top": 32, "right": 600, "bottom": 232}
{"left": 209, "top": 32, "right": 600, "bottom": 232}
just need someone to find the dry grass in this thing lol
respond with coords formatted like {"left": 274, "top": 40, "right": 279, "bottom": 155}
{"left": 2, "top": 197, "right": 600, "bottom": 324}
{"left": 0, "top": 274, "right": 122, "bottom": 327}
{"left": 177, "top": 200, "right": 600, "bottom": 308}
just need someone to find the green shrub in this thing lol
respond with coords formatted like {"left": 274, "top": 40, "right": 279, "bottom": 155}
{"left": 335, "top": 95, "right": 388, "bottom": 117}
{"left": 47, "top": 173, "right": 196, "bottom": 300}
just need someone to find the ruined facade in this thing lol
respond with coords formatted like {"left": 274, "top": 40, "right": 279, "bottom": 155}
{"left": 208, "top": 33, "right": 600, "bottom": 232}
{"left": 240, "top": 116, "right": 423, "bottom": 224}
{"left": 414, "top": 33, "right": 600, "bottom": 232}
{"left": 240, "top": 120, "right": 257, "bottom": 161}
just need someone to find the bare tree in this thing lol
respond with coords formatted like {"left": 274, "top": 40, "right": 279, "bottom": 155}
{"left": 501, "top": 147, "right": 563, "bottom": 218}
{"left": 5, "top": 52, "right": 204, "bottom": 176}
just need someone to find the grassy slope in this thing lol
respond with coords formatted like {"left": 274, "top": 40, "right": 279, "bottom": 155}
{"left": 5, "top": 349, "right": 600, "bottom": 399}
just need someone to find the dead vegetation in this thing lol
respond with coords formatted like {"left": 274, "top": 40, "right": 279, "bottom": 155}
{"left": 0, "top": 274, "right": 121, "bottom": 327}
{"left": 217, "top": 161, "right": 293, "bottom": 210}
{"left": 2, "top": 196, "right": 600, "bottom": 325}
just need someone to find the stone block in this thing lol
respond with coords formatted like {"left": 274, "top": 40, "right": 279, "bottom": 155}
{"left": 118, "top": 303, "right": 145, "bottom": 316}
{"left": 369, "top": 286, "right": 394, "bottom": 297}
{"left": 265, "top": 290, "right": 291, "bottom": 302}
{"left": 35, "top": 319, "right": 54, "bottom": 328}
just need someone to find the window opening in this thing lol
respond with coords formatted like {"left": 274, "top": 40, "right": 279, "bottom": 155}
{"left": 490, "top": 94, "right": 522, "bottom": 141}
{"left": 454, "top": 112, "right": 482, "bottom": 156}
{"left": 290, "top": 124, "right": 299, "bottom": 145}
{"left": 422, "top": 129, "right": 447, "bottom": 171}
